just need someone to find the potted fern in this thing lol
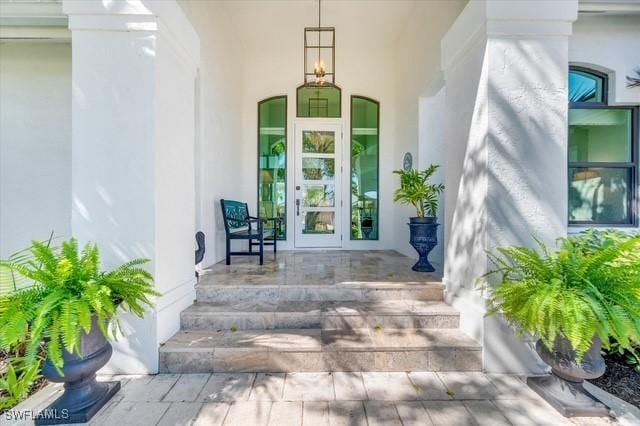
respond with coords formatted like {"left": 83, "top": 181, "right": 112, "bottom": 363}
{"left": 0, "top": 238, "right": 159, "bottom": 424}
{"left": 483, "top": 233, "right": 640, "bottom": 417}
{"left": 393, "top": 164, "right": 444, "bottom": 272}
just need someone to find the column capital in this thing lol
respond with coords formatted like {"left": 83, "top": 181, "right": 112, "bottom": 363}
{"left": 63, "top": 0, "right": 157, "bottom": 32}
{"left": 63, "top": 0, "right": 199, "bottom": 70}
{"left": 486, "top": 0, "right": 578, "bottom": 37}
{"left": 441, "top": 0, "right": 578, "bottom": 72}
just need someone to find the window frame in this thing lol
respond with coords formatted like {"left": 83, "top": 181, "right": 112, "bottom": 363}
{"left": 296, "top": 83, "right": 342, "bottom": 118}
{"left": 350, "top": 95, "right": 380, "bottom": 240}
{"left": 569, "top": 65, "right": 608, "bottom": 107}
{"left": 568, "top": 66, "right": 639, "bottom": 227}
{"left": 257, "top": 95, "right": 288, "bottom": 240}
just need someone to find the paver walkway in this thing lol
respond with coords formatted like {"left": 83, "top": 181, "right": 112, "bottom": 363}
{"left": 5, "top": 372, "right": 619, "bottom": 426}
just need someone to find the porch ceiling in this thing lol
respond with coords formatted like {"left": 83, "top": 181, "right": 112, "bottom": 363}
{"left": 220, "top": 0, "right": 419, "bottom": 48}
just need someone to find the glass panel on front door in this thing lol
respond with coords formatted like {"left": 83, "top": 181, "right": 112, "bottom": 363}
{"left": 302, "top": 158, "right": 335, "bottom": 180}
{"left": 303, "top": 130, "right": 335, "bottom": 153}
{"left": 303, "top": 185, "right": 335, "bottom": 207}
{"left": 302, "top": 212, "right": 335, "bottom": 234}
{"left": 295, "top": 124, "right": 342, "bottom": 248}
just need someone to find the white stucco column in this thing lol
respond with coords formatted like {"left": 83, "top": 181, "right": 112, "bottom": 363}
{"left": 63, "top": 0, "right": 200, "bottom": 373}
{"left": 441, "top": 0, "right": 578, "bottom": 373}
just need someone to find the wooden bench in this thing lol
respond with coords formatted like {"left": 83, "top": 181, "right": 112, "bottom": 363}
{"left": 220, "top": 199, "right": 280, "bottom": 265}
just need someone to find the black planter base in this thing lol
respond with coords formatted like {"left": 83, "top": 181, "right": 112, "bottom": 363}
{"left": 527, "top": 375, "right": 609, "bottom": 417}
{"left": 411, "top": 261, "right": 435, "bottom": 273}
{"left": 35, "top": 381, "right": 120, "bottom": 425}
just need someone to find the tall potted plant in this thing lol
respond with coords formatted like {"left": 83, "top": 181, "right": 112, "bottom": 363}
{"left": 393, "top": 164, "right": 444, "bottom": 272}
{"left": 483, "top": 232, "right": 640, "bottom": 417}
{"left": 0, "top": 238, "right": 159, "bottom": 424}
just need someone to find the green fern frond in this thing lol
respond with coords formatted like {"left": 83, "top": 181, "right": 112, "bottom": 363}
{"left": 0, "top": 237, "right": 158, "bottom": 377}
{"left": 486, "top": 231, "right": 640, "bottom": 362}
{"left": 60, "top": 299, "right": 80, "bottom": 354}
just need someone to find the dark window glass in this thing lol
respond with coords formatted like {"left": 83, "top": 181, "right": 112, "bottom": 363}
{"left": 350, "top": 96, "right": 379, "bottom": 240}
{"left": 297, "top": 85, "right": 341, "bottom": 117}
{"left": 569, "top": 109, "right": 632, "bottom": 163}
{"left": 569, "top": 167, "right": 631, "bottom": 224}
{"left": 258, "top": 97, "right": 287, "bottom": 239}
{"left": 568, "top": 67, "right": 636, "bottom": 226}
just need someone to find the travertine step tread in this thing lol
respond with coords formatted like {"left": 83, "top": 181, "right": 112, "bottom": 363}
{"left": 195, "top": 281, "right": 444, "bottom": 289}
{"left": 195, "top": 282, "right": 445, "bottom": 303}
{"left": 160, "top": 328, "right": 480, "bottom": 353}
{"left": 182, "top": 300, "right": 458, "bottom": 315}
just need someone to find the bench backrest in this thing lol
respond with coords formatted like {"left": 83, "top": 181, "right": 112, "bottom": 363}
{"left": 220, "top": 199, "right": 250, "bottom": 233}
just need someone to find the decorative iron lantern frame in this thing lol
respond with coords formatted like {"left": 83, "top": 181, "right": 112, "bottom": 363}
{"left": 304, "top": 26, "right": 335, "bottom": 87}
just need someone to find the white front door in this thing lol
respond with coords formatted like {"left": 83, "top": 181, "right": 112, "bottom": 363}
{"left": 294, "top": 122, "right": 342, "bottom": 248}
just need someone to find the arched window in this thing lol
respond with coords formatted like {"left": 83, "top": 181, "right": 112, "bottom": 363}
{"left": 296, "top": 84, "right": 341, "bottom": 117}
{"left": 569, "top": 67, "right": 606, "bottom": 104}
{"left": 350, "top": 96, "right": 379, "bottom": 240}
{"left": 568, "top": 66, "right": 637, "bottom": 226}
{"left": 258, "top": 96, "right": 287, "bottom": 239}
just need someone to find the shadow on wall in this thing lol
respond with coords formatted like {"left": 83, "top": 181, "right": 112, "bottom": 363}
{"left": 444, "top": 38, "right": 568, "bottom": 373}
{"left": 418, "top": 91, "right": 447, "bottom": 267}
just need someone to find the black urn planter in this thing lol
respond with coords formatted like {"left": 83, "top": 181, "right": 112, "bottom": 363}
{"left": 408, "top": 217, "right": 439, "bottom": 272}
{"left": 36, "top": 316, "right": 120, "bottom": 425}
{"left": 527, "top": 336, "right": 609, "bottom": 417}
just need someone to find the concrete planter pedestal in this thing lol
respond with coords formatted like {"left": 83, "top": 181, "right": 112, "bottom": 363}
{"left": 528, "top": 336, "right": 609, "bottom": 417}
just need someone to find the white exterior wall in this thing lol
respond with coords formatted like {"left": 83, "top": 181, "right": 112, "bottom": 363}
{"left": 64, "top": 0, "right": 199, "bottom": 373}
{"left": 3, "top": 0, "right": 637, "bottom": 375}
{"left": 0, "top": 42, "right": 71, "bottom": 258}
{"left": 441, "top": 0, "right": 578, "bottom": 373}
{"left": 394, "top": 0, "right": 467, "bottom": 262}
{"left": 442, "top": 15, "right": 489, "bottom": 355}
{"left": 169, "top": 0, "right": 465, "bottom": 260}
{"left": 154, "top": 13, "right": 199, "bottom": 345}
{"left": 570, "top": 14, "right": 640, "bottom": 107}
{"left": 417, "top": 89, "right": 447, "bottom": 266}
{"left": 236, "top": 13, "right": 397, "bottom": 252}
{"left": 178, "top": 0, "right": 244, "bottom": 267}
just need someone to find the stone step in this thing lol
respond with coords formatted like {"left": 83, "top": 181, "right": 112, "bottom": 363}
{"left": 159, "top": 328, "right": 482, "bottom": 374}
{"left": 195, "top": 282, "right": 444, "bottom": 304}
{"left": 180, "top": 300, "right": 460, "bottom": 331}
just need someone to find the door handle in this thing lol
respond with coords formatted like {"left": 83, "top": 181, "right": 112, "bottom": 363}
{"left": 296, "top": 199, "right": 300, "bottom": 216}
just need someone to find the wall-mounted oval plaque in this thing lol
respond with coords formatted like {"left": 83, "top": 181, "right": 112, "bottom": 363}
{"left": 402, "top": 152, "right": 413, "bottom": 171}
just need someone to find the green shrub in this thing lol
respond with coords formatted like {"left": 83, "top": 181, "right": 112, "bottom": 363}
{"left": 393, "top": 165, "right": 444, "bottom": 218}
{"left": 0, "top": 351, "right": 42, "bottom": 411}
{"left": 578, "top": 230, "right": 640, "bottom": 371}
{"left": 0, "top": 238, "right": 159, "bottom": 376}
{"left": 604, "top": 340, "right": 640, "bottom": 372}
{"left": 483, "top": 233, "right": 640, "bottom": 361}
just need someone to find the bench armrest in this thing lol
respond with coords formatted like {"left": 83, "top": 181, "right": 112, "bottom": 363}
{"left": 247, "top": 217, "right": 264, "bottom": 232}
